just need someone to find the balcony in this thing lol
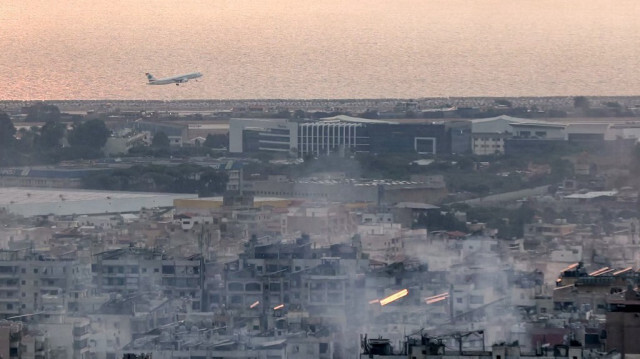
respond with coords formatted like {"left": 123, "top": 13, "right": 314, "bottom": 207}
{"left": 73, "top": 326, "right": 90, "bottom": 337}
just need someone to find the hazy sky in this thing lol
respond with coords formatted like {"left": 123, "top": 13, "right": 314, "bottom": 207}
{"left": 2, "top": 0, "right": 640, "bottom": 100}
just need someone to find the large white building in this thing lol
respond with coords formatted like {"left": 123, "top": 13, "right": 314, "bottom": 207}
{"left": 229, "top": 116, "right": 399, "bottom": 157}
{"left": 470, "top": 115, "right": 566, "bottom": 155}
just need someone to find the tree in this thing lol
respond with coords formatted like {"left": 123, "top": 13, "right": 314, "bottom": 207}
{"left": 203, "top": 134, "right": 228, "bottom": 149}
{"left": 573, "top": 96, "right": 591, "bottom": 110}
{"left": 0, "top": 112, "right": 16, "bottom": 149}
{"left": 359, "top": 109, "right": 379, "bottom": 119}
{"left": 292, "top": 109, "right": 306, "bottom": 119}
{"left": 24, "top": 103, "right": 61, "bottom": 122}
{"left": 151, "top": 131, "right": 170, "bottom": 148}
{"left": 37, "top": 121, "right": 66, "bottom": 149}
{"left": 67, "top": 119, "right": 111, "bottom": 149}
{"left": 15, "top": 127, "right": 38, "bottom": 153}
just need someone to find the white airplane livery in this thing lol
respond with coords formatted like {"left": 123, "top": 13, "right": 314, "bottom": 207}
{"left": 145, "top": 72, "right": 203, "bottom": 86}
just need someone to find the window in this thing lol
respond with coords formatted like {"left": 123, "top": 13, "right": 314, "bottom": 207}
{"left": 470, "top": 295, "right": 484, "bottom": 304}
{"left": 231, "top": 295, "right": 242, "bottom": 304}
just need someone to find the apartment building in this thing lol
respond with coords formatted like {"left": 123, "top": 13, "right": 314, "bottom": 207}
{"left": 0, "top": 250, "right": 90, "bottom": 319}
{"left": 207, "top": 235, "right": 368, "bottom": 317}
{"left": 92, "top": 247, "right": 204, "bottom": 311}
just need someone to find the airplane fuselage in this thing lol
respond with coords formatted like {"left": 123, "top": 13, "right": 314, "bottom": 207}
{"left": 146, "top": 72, "right": 203, "bottom": 85}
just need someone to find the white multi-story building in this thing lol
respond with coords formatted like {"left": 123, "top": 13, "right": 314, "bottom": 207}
{"left": 229, "top": 116, "right": 419, "bottom": 157}
{"left": 297, "top": 121, "right": 367, "bottom": 156}
{"left": 0, "top": 250, "right": 91, "bottom": 319}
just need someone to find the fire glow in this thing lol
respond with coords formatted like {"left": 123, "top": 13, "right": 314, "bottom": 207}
{"left": 425, "top": 292, "right": 449, "bottom": 304}
{"left": 250, "top": 301, "right": 260, "bottom": 309}
{"left": 554, "top": 284, "right": 574, "bottom": 291}
{"left": 560, "top": 263, "right": 579, "bottom": 272}
{"left": 589, "top": 267, "right": 609, "bottom": 276}
{"left": 379, "top": 289, "right": 408, "bottom": 306}
{"left": 613, "top": 267, "right": 633, "bottom": 276}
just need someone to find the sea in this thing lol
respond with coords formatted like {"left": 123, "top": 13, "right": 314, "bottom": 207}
{"left": 1, "top": 0, "right": 640, "bottom": 100}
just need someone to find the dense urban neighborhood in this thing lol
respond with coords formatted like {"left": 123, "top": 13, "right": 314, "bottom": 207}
{"left": 1, "top": 98, "right": 640, "bottom": 359}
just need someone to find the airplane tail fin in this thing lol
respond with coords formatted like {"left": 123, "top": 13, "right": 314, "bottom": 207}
{"left": 145, "top": 73, "right": 156, "bottom": 82}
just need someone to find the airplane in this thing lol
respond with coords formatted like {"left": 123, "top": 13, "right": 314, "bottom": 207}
{"left": 145, "top": 72, "right": 203, "bottom": 86}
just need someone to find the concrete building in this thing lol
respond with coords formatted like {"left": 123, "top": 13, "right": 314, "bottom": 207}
{"left": 0, "top": 321, "right": 50, "bottom": 359}
{"left": 92, "top": 247, "right": 205, "bottom": 311}
{"left": 0, "top": 250, "right": 90, "bottom": 320}
{"left": 606, "top": 288, "right": 640, "bottom": 358}
{"left": 470, "top": 116, "right": 566, "bottom": 155}
{"left": 229, "top": 116, "right": 452, "bottom": 157}
{"left": 360, "top": 336, "right": 594, "bottom": 359}
{"left": 229, "top": 118, "right": 298, "bottom": 153}
{"left": 207, "top": 234, "right": 368, "bottom": 317}
{"left": 391, "top": 202, "right": 440, "bottom": 229}
{"left": 524, "top": 219, "right": 577, "bottom": 240}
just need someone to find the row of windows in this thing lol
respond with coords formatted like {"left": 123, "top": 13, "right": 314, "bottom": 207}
{"left": 226, "top": 280, "right": 343, "bottom": 292}
{"left": 475, "top": 137, "right": 503, "bottom": 142}
{"left": 94, "top": 265, "right": 200, "bottom": 275}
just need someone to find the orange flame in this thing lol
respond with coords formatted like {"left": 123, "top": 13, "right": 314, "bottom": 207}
{"left": 424, "top": 292, "right": 449, "bottom": 301}
{"left": 589, "top": 267, "right": 609, "bottom": 276}
{"left": 613, "top": 267, "right": 633, "bottom": 276}
{"left": 560, "top": 263, "right": 579, "bottom": 272}
{"left": 426, "top": 296, "right": 448, "bottom": 304}
{"left": 380, "top": 289, "right": 408, "bottom": 306}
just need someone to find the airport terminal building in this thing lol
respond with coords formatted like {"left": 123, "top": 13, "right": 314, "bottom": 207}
{"left": 229, "top": 116, "right": 452, "bottom": 157}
